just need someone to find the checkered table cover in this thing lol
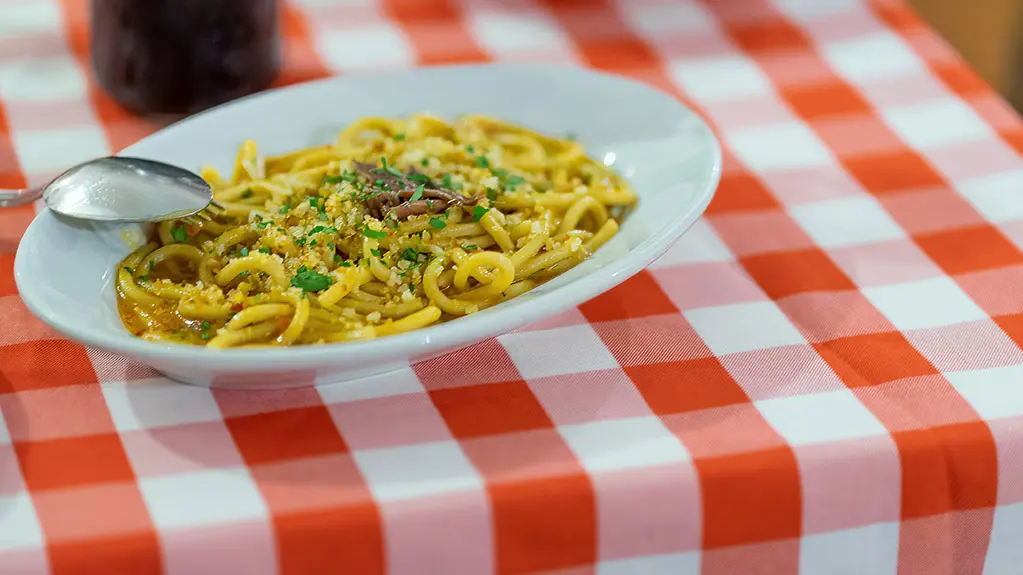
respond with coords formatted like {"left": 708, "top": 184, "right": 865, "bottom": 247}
{"left": 2, "top": 0, "right": 1023, "bottom": 573}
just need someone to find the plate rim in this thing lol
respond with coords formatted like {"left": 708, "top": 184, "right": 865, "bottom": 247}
{"left": 14, "top": 62, "right": 722, "bottom": 370}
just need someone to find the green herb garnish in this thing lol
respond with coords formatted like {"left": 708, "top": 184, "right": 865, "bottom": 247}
{"left": 171, "top": 224, "right": 187, "bottom": 243}
{"left": 420, "top": 158, "right": 429, "bottom": 167}
{"left": 291, "top": 265, "right": 332, "bottom": 292}
{"left": 408, "top": 173, "right": 430, "bottom": 183}
{"left": 295, "top": 237, "right": 307, "bottom": 246}
{"left": 475, "top": 155, "right": 490, "bottom": 169}
{"left": 279, "top": 202, "right": 291, "bottom": 214}
{"left": 473, "top": 205, "right": 489, "bottom": 222}
{"left": 410, "top": 184, "right": 425, "bottom": 202}
{"left": 401, "top": 247, "right": 419, "bottom": 262}
{"left": 394, "top": 133, "right": 406, "bottom": 141}
{"left": 362, "top": 227, "right": 387, "bottom": 239}
{"left": 241, "top": 189, "right": 253, "bottom": 199}
{"left": 462, "top": 244, "right": 477, "bottom": 250}
{"left": 429, "top": 217, "right": 447, "bottom": 229}
{"left": 201, "top": 321, "right": 211, "bottom": 331}
{"left": 258, "top": 248, "right": 272, "bottom": 254}
{"left": 340, "top": 261, "right": 352, "bottom": 267}
{"left": 371, "top": 248, "right": 382, "bottom": 258}
{"left": 486, "top": 188, "right": 498, "bottom": 202}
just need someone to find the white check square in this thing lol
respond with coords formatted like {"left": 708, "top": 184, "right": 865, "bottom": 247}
{"left": 0, "top": 2, "right": 61, "bottom": 37}
{"left": 317, "top": 366, "right": 425, "bottom": 404}
{"left": 773, "top": 0, "right": 862, "bottom": 23}
{"left": 0, "top": 493, "right": 44, "bottom": 551}
{"left": 789, "top": 196, "right": 906, "bottom": 248}
{"left": 685, "top": 301, "right": 806, "bottom": 356}
{"left": 824, "top": 32, "right": 925, "bottom": 83}
{"left": 317, "top": 23, "right": 415, "bottom": 72}
{"left": 500, "top": 324, "right": 619, "bottom": 379}
{"left": 668, "top": 55, "right": 774, "bottom": 103}
{"left": 13, "top": 126, "right": 109, "bottom": 175}
{"left": 945, "top": 365, "right": 1023, "bottom": 421}
{"left": 756, "top": 390, "right": 887, "bottom": 446}
{"left": 881, "top": 98, "right": 992, "bottom": 150}
{"left": 599, "top": 552, "right": 701, "bottom": 575}
{"left": 139, "top": 468, "right": 268, "bottom": 529}
{"left": 468, "top": 12, "right": 573, "bottom": 56}
{"left": 622, "top": 2, "right": 717, "bottom": 36}
{"left": 862, "top": 277, "right": 987, "bottom": 331}
{"left": 0, "top": 408, "right": 10, "bottom": 445}
{"left": 101, "top": 379, "right": 222, "bottom": 431}
{"left": 560, "top": 417, "right": 690, "bottom": 473}
{"left": 726, "top": 123, "right": 834, "bottom": 172}
{"left": 799, "top": 523, "right": 899, "bottom": 575}
{"left": 957, "top": 170, "right": 1023, "bottom": 223}
{"left": 986, "top": 503, "right": 1023, "bottom": 574}
{"left": 0, "top": 56, "right": 88, "bottom": 102}
{"left": 354, "top": 441, "right": 482, "bottom": 502}
{"left": 650, "top": 218, "right": 733, "bottom": 268}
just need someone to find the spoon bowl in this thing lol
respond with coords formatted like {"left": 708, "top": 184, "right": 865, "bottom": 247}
{"left": 0, "top": 156, "right": 213, "bottom": 222}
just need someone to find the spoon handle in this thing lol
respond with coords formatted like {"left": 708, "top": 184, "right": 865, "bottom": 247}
{"left": 0, "top": 187, "right": 43, "bottom": 208}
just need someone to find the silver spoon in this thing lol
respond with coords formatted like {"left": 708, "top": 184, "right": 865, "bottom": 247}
{"left": 0, "top": 156, "right": 219, "bottom": 223}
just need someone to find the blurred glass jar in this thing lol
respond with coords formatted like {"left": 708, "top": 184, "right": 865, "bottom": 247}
{"left": 91, "top": 0, "right": 279, "bottom": 116}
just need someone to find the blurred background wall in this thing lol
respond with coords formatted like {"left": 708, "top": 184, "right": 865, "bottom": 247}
{"left": 910, "top": 0, "right": 1023, "bottom": 107}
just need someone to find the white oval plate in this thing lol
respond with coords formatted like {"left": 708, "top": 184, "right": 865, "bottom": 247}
{"left": 14, "top": 63, "right": 721, "bottom": 388}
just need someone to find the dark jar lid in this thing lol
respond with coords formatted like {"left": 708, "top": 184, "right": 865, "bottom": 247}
{"left": 90, "top": 0, "right": 280, "bottom": 117}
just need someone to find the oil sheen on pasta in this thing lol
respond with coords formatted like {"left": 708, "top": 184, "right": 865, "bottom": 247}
{"left": 115, "top": 114, "right": 637, "bottom": 348}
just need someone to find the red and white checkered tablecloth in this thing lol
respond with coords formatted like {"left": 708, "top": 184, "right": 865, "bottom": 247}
{"left": 2, "top": 0, "right": 1023, "bottom": 573}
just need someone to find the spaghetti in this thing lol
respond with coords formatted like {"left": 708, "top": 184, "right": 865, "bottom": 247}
{"left": 115, "top": 114, "right": 637, "bottom": 348}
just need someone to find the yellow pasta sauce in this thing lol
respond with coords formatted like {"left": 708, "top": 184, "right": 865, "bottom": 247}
{"left": 115, "top": 114, "right": 637, "bottom": 348}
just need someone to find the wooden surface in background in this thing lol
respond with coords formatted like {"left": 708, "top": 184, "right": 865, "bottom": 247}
{"left": 909, "top": 0, "right": 1022, "bottom": 97}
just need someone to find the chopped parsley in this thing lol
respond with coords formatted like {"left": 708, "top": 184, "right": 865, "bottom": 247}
{"left": 473, "top": 205, "right": 490, "bottom": 222}
{"left": 241, "top": 189, "right": 253, "bottom": 199}
{"left": 441, "top": 173, "right": 462, "bottom": 190}
{"left": 201, "top": 332, "right": 211, "bottom": 340}
{"left": 256, "top": 220, "right": 270, "bottom": 229}
{"left": 308, "top": 197, "right": 319, "bottom": 209}
{"left": 371, "top": 248, "right": 382, "bottom": 258}
{"left": 201, "top": 320, "right": 211, "bottom": 331}
{"left": 308, "top": 226, "right": 326, "bottom": 235}
{"left": 486, "top": 188, "right": 498, "bottom": 202}
{"left": 394, "top": 132, "right": 406, "bottom": 141}
{"left": 475, "top": 155, "right": 490, "bottom": 169}
{"left": 309, "top": 240, "right": 317, "bottom": 247}
{"left": 334, "top": 254, "right": 342, "bottom": 264}
{"left": 503, "top": 175, "right": 525, "bottom": 188}
{"left": 429, "top": 217, "right": 447, "bottom": 229}
{"left": 409, "top": 184, "right": 425, "bottom": 202}
{"left": 339, "top": 261, "right": 352, "bottom": 267}
{"left": 279, "top": 202, "right": 291, "bottom": 214}
{"left": 258, "top": 248, "right": 272, "bottom": 254}
{"left": 420, "top": 158, "right": 430, "bottom": 167}
{"left": 401, "top": 247, "right": 419, "bottom": 262}
{"left": 466, "top": 145, "right": 475, "bottom": 153}
{"left": 294, "top": 237, "right": 307, "bottom": 247}
{"left": 291, "top": 265, "right": 332, "bottom": 292}
{"left": 170, "top": 224, "right": 187, "bottom": 243}
{"left": 462, "top": 244, "right": 477, "bottom": 250}
{"left": 362, "top": 227, "right": 388, "bottom": 239}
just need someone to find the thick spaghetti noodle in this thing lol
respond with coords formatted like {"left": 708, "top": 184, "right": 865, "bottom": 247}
{"left": 115, "top": 114, "right": 637, "bottom": 348}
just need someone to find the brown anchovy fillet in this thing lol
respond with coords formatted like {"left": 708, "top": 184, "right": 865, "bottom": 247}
{"left": 354, "top": 161, "right": 477, "bottom": 220}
